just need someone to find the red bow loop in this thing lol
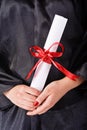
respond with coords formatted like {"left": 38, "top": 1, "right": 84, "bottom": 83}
{"left": 29, "top": 46, "right": 45, "bottom": 58}
{"left": 25, "top": 42, "right": 79, "bottom": 80}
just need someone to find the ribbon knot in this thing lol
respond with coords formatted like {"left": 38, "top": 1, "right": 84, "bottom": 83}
{"left": 25, "top": 42, "right": 79, "bottom": 80}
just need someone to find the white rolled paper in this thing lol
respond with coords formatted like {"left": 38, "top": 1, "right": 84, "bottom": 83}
{"left": 30, "top": 14, "right": 68, "bottom": 91}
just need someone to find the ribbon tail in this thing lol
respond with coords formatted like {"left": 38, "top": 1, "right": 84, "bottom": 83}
{"left": 25, "top": 59, "right": 41, "bottom": 80}
{"left": 52, "top": 60, "right": 79, "bottom": 81}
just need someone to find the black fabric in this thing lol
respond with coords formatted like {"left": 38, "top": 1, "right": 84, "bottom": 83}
{"left": 0, "top": 98, "right": 87, "bottom": 130}
{"left": 0, "top": 0, "right": 87, "bottom": 129}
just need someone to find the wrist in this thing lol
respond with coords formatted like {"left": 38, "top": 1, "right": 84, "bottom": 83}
{"left": 54, "top": 76, "right": 84, "bottom": 96}
{"left": 61, "top": 76, "right": 84, "bottom": 91}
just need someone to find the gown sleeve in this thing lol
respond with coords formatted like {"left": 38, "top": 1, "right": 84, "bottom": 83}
{"left": 0, "top": 69, "right": 24, "bottom": 111}
{"left": 70, "top": 1, "right": 87, "bottom": 80}
{"left": 0, "top": 60, "right": 23, "bottom": 111}
{"left": 0, "top": 0, "right": 32, "bottom": 111}
{"left": 75, "top": 34, "right": 87, "bottom": 80}
{"left": 0, "top": 0, "right": 13, "bottom": 111}
{"left": 0, "top": 15, "right": 23, "bottom": 111}
{"left": 0, "top": 55, "right": 25, "bottom": 111}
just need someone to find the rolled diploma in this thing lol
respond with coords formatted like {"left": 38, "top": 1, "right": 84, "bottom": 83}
{"left": 30, "top": 14, "right": 68, "bottom": 91}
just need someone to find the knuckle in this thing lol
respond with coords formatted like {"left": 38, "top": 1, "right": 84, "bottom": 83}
{"left": 23, "top": 106, "right": 29, "bottom": 110}
{"left": 16, "top": 92, "right": 21, "bottom": 97}
{"left": 25, "top": 106, "right": 34, "bottom": 111}
{"left": 20, "top": 104, "right": 29, "bottom": 110}
{"left": 29, "top": 107, "right": 35, "bottom": 111}
{"left": 47, "top": 101, "right": 52, "bottom": 108}
{"left": 45, "top": 88, "right": 50, "bottom": 94}
{"left": 32, "top": 96, "right": 36, "bottom": 101}
{"left": 21, "top": 85, "right": 25, "bottom": 91}
{"left": 19, "top": 85, "right": 25, "bottom": 93}
{"left": 34, "top": 89, "right": 40, "bottom": 95}
{"left": 47, "top": 103, "right": 51, "bottom": 108}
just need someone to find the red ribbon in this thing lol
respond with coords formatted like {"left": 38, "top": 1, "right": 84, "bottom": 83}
{"left": 25, "top": 42, "right": 79, "bottom": 81}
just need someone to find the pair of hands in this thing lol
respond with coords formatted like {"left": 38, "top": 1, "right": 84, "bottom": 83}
{"left": 4, "top": 77, "right": 84, "bottom": 115}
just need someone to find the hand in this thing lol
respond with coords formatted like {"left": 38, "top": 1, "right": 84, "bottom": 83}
{"left": 4, "top": 85, "right": 40, "bottom": 111}
{"left": 27, "top": 76, "right": 84, "bottom": 115}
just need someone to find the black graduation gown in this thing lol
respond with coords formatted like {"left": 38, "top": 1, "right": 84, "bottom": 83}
{"left": 0, "top": 0, "right": 87, "bottom": 130}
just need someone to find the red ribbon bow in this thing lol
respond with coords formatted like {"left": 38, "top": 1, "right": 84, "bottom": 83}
{"left": 25, "top": 42, "right": 79, "bottom": 80}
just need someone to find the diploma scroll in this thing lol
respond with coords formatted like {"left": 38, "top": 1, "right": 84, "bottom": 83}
{"left": 30, "top": 14, "right": 68, "bottom": 91}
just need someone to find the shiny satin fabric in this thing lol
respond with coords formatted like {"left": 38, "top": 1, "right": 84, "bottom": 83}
{"left": 0, "top": 0, "right": 87, "bottom": 130}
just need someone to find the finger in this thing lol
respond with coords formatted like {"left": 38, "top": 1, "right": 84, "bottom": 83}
{"left": 21, "top": 100, "right": 34, "bottom": 108}
{"left": 24, "top": 86, "right": 40, "bottom": 96}
{"left": 17, "top": 100, "right": 35, "bottom": 111}
{"left": 33, "top": 90, "right": 48, "bottom": 106}
{"left": 19, "top": 104, "right": 35, "bottom": 111}
{"left": 27, "top": 108, "right": 38, "bottom": 115}
{"left": 27, "top": 95, "right": 53, "bottom": 115}
{"left": 16, "top": 96, "right": 35, "bottom": 108}
{"left": 26, "top": 103, "right": 48, "bottom": 115}
{"left": 37, "top": 96, "right": 54, "bottom": 114}
{"left": 22, "top": 93, "right": 36, "bottom": 102}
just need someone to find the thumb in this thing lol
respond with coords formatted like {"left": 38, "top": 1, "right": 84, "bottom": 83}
{"left": 33, "top": 90, "right": 47, "bottom": 106}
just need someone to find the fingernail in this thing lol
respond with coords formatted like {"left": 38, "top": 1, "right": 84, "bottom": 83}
{"left": 33, "top": 101, "right": 39, "bottom": 106}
